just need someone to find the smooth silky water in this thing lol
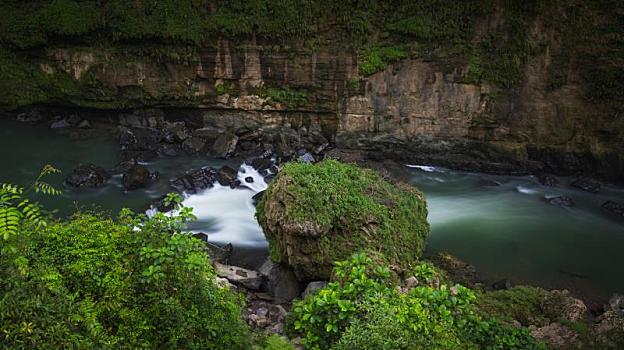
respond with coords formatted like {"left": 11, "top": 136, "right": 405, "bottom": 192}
{"left": 1, "top": 119, "right": 623, "bottom": 301}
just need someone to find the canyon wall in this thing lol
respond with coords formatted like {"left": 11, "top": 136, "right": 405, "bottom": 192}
{"left": 23, "top": 37, "right": 621, "bottom": 182}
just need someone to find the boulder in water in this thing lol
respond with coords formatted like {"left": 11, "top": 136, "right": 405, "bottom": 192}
{"left": 182, "top": 137, "right": 208, "bottom": 154}
{"left": 16, "top": 108, "right": 43, "bottom": 124}
{"left": 537, "top": 174, "right": 560, "bottom": 187}
{"left": 217, "top": 165, "right": 239, "bottom": 187}
{"left": 118, "top": 126, "right": 163, "bottom": 162}
{"left": 245, "top": 176, "right": 254, "bottom": 183}
{"left": 546, "top": 195, "right": 575, "bottom": 207}
{"left": 170, "top": 167, "right": 217, "bottom": 194}
{"left": 602, "top": 201, "right": 624, "bottom": 218}
{"left": 65, "top": 164, "right": 110, "bottom": 188}
{"left": 122, "top": 164, "right": 158, "bottom": 191}
{"left": 50, "top": 119, "right": 71, "bottom": 129}
{"left": 571, "top": 178, "right": 601, "bottom": 193}
{"left": 257, "top": 160, "right": 429, "bottom": 281}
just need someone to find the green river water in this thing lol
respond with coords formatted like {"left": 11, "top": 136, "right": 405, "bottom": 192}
{"left": 1, "top": 118, "right": 623, "bottom": 302}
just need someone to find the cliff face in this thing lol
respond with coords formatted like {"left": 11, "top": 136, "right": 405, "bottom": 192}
{"left": 22, "top": 35, "right": 620, "bottom": 183}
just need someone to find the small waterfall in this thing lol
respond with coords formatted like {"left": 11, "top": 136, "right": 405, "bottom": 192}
{"left": 181, "top": 164, "right": 268, "bottom": 249}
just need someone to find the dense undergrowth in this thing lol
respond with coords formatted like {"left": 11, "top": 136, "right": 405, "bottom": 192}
{"left": 0, "top": 1, "right": 621, "bottom": 87}
{"left": 288, "top": 253, "right": 545, "bottom": 350}
{"left": 3, "top": 163, "right": 624, "bottom": 349}
{"left": 0, "top": 195, "right": 253, "bottom": 349}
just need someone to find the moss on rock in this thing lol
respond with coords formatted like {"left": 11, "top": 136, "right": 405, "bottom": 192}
{"left": 256, "top": 160, "right": 429, "bottom": 281}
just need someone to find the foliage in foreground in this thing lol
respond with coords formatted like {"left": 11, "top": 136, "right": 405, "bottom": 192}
{"left": 0, "top": 196, "right": 251, "bottom": 349}
{"left": 288, "top": 253, "right": 545, "bottom": 350}
{"left": 0, "top": 165, "right": 61, "bottom": 240}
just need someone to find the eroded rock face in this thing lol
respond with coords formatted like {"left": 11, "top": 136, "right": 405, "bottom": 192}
{"left": 8, "top": 32, "right": 622, "bottom": 182}
{"left": 257, "top": 160, "right": 429, "bottom": 281}
{"left": 65, "top": 164, "right": 110, "bottom": 188}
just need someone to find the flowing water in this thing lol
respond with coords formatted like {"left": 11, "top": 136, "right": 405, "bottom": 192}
{"left": 1, "top": 118, "right": 623, "bottom": 301}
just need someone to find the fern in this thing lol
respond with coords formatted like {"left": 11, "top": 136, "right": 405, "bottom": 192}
{"left": 0, "top": 164, "right": 60, "bottom": 240}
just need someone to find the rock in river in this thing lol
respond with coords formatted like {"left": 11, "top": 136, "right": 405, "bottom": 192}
{"left": 122, "top": 164, "right": 159, "bottom": 191}
{"left": 65, "top": 164, "right": 110, "bottom": 188}
{"left": 170, "top": 167, "right": 217, "bottom": 194}
{"left": 257, "top": 160, "right": 429, "bottom": 281}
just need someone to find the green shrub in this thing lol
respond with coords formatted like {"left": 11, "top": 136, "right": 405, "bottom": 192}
{"left": 265, "top": 87, "right": 307, "bottom": 108}
{"left": 288, "top": 253, "right": 545, "bottom": 350}
{"left": 215, "top": 81, "right": 237, "bottom": 96}
{"left": 476, "top": 286, "right": 566, "bottom": 326}
{"left": 0, "top": 196, "right": 251, "bottom": 349}
{"left": 264, "top": 334, "right": 296, "bottom": 350}
{"left": 358, "top": 45, "right": 408, "bottom": 76}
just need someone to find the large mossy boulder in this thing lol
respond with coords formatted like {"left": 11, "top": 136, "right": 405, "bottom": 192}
{"left": 256, "top": 160, "right": 429, "bottom": 281}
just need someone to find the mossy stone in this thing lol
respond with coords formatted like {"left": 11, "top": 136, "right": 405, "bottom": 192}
{"left": 256, "top": 160, "right": 429, "bottom": 281}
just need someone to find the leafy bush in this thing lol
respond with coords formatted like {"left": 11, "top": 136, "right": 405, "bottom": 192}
{"left": 358, "top": 45, "right": 408, "bottom": 76}
{"left": 288, "top": 253, "right": 545, "bottom": 350}
{"left": 0, "top": 194, "right": 251, "bottom": 349}
{"left": 265, "top": 87, "right": 307, "bottom": 108}
{"left": 264, "top": 334, "right": 296, "bottom": 350}
{"left": 0, "top": 165, "right": 60, "bottom": 240}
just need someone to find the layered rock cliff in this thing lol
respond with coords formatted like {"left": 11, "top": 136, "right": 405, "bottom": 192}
{"left": 1, "top": 1, "right": 622, "bottom": 182}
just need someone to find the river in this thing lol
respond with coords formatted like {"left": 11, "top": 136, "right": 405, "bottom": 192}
{"left": 1, "top": 118, "right": 622, "bottom": 302}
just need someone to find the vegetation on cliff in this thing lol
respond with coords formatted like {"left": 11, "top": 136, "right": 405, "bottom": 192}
{"left": 0, "top": 0, "right": 622, "bottom": 115}
{"left": 256, "top": 160, "right": 429, "bottom": 280}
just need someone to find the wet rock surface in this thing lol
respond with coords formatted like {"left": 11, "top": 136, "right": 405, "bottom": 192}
{"left": 170, "top": 167, "right": 218, "bottom": 194}
{"left": 602, "top": 201, "right": 624, "bottom": 218}
{"left": 216, "top": 165, "right": 239, "bottom": 187}
{"left": 571, "top": 178, "right": 601, "bottom": 193}
{"left": 545, "top": 195, "right": 575, "bottom": 207}
{"left": 65, "top": 164, "right": 110, "bottom": 188}
{"left": 122, "top": 164, "right": 158, "bottom": 191}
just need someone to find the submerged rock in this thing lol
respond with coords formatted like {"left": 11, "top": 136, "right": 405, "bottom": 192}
{"left": 545, "top": 195, "right": 575, "bottom": 207}
{"left": 537, "top": 174, "right": 560, "bottom": 187}
{"left": 50, "top": 119, "right": 71, "bottom": 129}
{"left": 602, "top": 201, "right": 624, "bottom": 218}
{"left": 571, "top": 178, "right": 601, "bottom": 193}
{"left": 16, "top": 108, "right": 44, "bottom": 124}
{"left": 257, "top": 160, "right": 429, "bottom": 281}
{"left": 65, "top": 164, "right": 110, "bottom": 188}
